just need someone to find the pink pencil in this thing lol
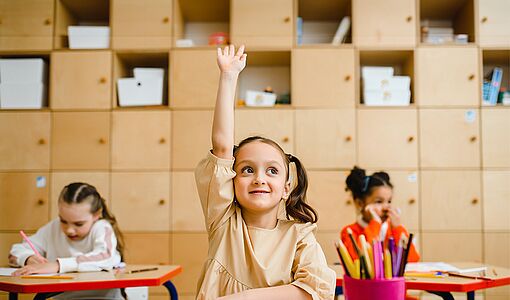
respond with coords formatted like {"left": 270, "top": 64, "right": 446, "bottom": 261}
{"left": 20, "top": 230, "right": 42, "bottom": 258}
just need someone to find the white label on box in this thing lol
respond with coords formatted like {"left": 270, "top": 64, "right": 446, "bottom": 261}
{"left": 464, "top": 110, "right": 476, "bottom": 123}
{"left": 407, "top": 172, "right": 417, "bottom": 183}
{"left": 36, "top": 176, "right": 46, "bottom": 188}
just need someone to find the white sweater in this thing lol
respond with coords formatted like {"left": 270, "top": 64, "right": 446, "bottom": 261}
{"left": 10, "top": 219, "right": 121, "bottom": 273}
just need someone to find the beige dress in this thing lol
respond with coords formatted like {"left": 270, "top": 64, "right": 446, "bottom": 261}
{"left": 194, "top": 152, "right": 336, "bottom": 300}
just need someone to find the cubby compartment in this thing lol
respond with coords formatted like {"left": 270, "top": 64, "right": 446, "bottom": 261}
{"left": 237, "top": 51, "right": 291, "bottom": 107}
{"left": 54, "top": 0, "right": 110, "bottom": 49}
{"left": 297, "top": 0, "right": 352, "bottom": 46}
{"left": 0, "top": 54, "right": 50, "bottom": 110}
{"left": 173, "top": 0, "right": 230, "bottom": 48}
{"left": 419, "top": 0, "right": 475, "bottom": 45}
{"left": 482, "top": 50, "right": 510, "bottom": 106}
{"left": 113, "top": 51, "right": 169, "bottom": 108}
{"left": 359, "top": 50, "right": 414, "bottom": 106}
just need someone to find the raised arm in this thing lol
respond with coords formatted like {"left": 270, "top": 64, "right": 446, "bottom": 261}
{"left": 212, "top": 45, "right": 247, "bottom": 158}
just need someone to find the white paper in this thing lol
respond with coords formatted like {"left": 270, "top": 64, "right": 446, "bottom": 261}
{"left": 0, "top": 268, "right": 18, "bottom": 276}
{"left": 405, "top": 262, "right": 460, "bottom": 272}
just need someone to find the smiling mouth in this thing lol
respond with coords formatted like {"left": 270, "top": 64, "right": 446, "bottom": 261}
{"left": 249, "top": 191, "right": 269, "bottom": 194}
{"left": 67, "top": 235, "right": 79, "bottom": 240}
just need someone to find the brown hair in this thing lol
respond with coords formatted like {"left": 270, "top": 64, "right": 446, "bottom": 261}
{"left": 233, "top": 136, "right": 318, "bottom": 223}
{"left": 58, "top": 182, "right": 125, "bottom": 260}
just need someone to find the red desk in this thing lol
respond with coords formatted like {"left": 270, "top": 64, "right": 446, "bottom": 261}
{"left": 0, "top": 265, "right": 182, "bottom": 300}
{"left": 334, "top": 263, "right": 510, "bottom": 300}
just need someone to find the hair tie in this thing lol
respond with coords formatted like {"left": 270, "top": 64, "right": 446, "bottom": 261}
{"left": 361, "top": 176, "right": 370, "bottom": 193}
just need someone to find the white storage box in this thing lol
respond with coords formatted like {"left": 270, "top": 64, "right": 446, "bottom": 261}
{"left": 117, "top": 77, "right": 163, "bottom": 106}
{"left": 133, "top": 68, "right": 164, "bottom": 80}
{"left": 0, "top": 59, "right": 47, "bottom": 83}
{"left": 245, "top": 90, "right": 277, "bottom": 107}
{"left": 361, "top": 66, "right": 394, "bottom": 79}
{"left": 68, "top": 26, "right": 110, "bottom": 49}
{"left": 0, "top": 82, "right": 47, "bottom": 109}
{"left": 363, "top": 76, "right": 410, "bottom": 91}
{"left": 363, "top": 89, "right": 411, "bottom": 106}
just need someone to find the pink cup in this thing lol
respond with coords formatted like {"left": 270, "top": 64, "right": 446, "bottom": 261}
{"left": 343, "top": 275, "right": 405, "bottom": 300}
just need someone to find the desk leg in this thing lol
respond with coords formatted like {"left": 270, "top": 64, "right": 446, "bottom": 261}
{"left": 33, "top": 292, "right": 63, "bottom": 300}
{"left": 163, "top": 280, "right": 178, "bottom": 300}
{"left": 467, "top": 291, "right": 475, "bottom": 300}
{"left": 8, "top": 292, "right": 18, "bottom": 300}
{"left": 426, "top": 291, "right": 455, "bottom": 300}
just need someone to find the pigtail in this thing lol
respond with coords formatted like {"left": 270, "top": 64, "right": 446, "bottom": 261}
{"left": 98, "top": 197, "right": 125, "bottom": 261}
{"left": 345, "top": 166, "right": 367, "bottom": 200}
{"left": 285, "top": 154, "right": 318, "bottom": 224}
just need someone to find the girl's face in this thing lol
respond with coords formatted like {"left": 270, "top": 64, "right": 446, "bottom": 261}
{"left": 361, "top": 186, "right": 393, "bottom": 222}
{"left": 58, "top": 201, "right": 100, "bottom": 241}
{"left": 233, "top": 141, "right": 290, "bottom": 216}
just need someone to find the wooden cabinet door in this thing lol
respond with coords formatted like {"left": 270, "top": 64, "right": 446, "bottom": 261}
{"left": 170, "top": 49, "right": 218, "bottom": 108}
{"left": 420, "top": 109, "right": 480, "bottom": 168}
{"left": 112, "top": 111, "right": 171, "bottom": 170}
{"left": 231, "top": 0, "right": 294, "bottom": 49}
{"left": 482, "top": 108, "right": 510, "bottom": 168}
{"left": 358, "top": 109, "right": 418, "bottom": 169}
{"left": 50, "top": 51, "right": 112, "bottom": 110}
{"left": 485, "top": 233, "right": 510, "bottom": 268}
{"left": 483, "top": 171, "right": 510, "bottom": 231}
{"left": 0, "top": 172, "right": 49, "bottom": 230}
{"left": 171, "top": 110, "right": 213, "bottom": 170}
{"left": 0, "top": 0, "right": 54, "bottom": 50}
{"left": 353, "top": 0, "right": 416, "bottom": 47}
{"left": 111, "top": 0, "right": 172, "bottom": 49}
{"left": 235, "top": 109, "right": 294, "bottom": 153}
{"left": 0, "top": 112, "right": 50, "bottom": 170}
{"left": 51, "top": 112, "right": 110, "bottom": 170}
{"left": 292, "top": 48, "right": 355, "bottom": 108}
{"left": 124, "top": 233, "right": 171, "bottom": 264}
{"left": 295, "top": 109, "right": 355, "bottom": 169}
{"left": 171, "top": 171, "right": 204, "bottom": 231}
{"left": 416, "top": 47, "right": 479, "bottom": 107}
{"left": 422, "top": 232, "right": 482, "bottom": 262}
{"left": 478, "top": 0, "right": 510, "bottom": 47}
{"left": 111, "top": 172, "right": 170, "bottom": 231}
{"left": 421, "top": 170, "right": 482, "bottom": 231}
{"left": 307, "top": 171, "right": 354, "bottom": 231}
{"left": 50, "top": 172, "right": 110, "bottom": 219}
{"left": 171, "top": 233, "right": 208, "bottom": 294}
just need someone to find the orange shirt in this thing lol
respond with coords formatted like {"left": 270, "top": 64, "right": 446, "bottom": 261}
{"left": 340, "top": 220, "right": 420, "bottom": 263}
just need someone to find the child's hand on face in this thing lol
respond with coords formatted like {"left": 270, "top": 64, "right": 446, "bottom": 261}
{"left": 25, "top": 255, "right": 48, "bottom": 265}
{"left": 217, "top": 45, "right": 247, "bottom": 74}
{"left": 12, "top": 261, "right": 59, "bottom": 276}
{"left": 387, "top": 207, "right": 402, "bottom": 228}
{"left": 364, "top": 204, "right": 382, "bottom": 224}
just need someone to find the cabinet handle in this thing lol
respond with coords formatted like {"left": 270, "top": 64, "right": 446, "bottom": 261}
{"left": 162, "top": 17, "right": 169, "bottom": 23}
{"left": 344, "top": 75, "right": 351, "bottom": 81}
{"left": 346, "top": 199, "right": 352, "bottom": 205}
{"left": 38, "top": 138, "right": 46, "bottom": 145}
{"left": 468, "top": 74, "right": 475, "bottom": 81}
{"left": 282, "top": 137, "right": 289, "bottom": 143}
{"left": 159, "top": 138, "right": 166, "bottom": 144}
{"left": 408, "top": 198, "right": 416, "bottom": 204}
{"left": 159, "top": 199, "right": 166, "bottom": 205}
{"left": 44, "top": 18, "right": 52, "bottom": 25}
{"left": 470, "top": 136, "right": 477, "bottom": 143}
{"left": 407, "top": 136, "right": 414, "bottom": 143}
{"left": 471, "top": 198, "right": 479, "bottom": 205}
{"left": 345, "top": 135, "right": 352, "bottom": 142}
{"left": 481, "top": 16, "right": 488, "bottom": 23}
{"left": 99, "top": 77, "right": 107, "bottom": 84}
{"left": 37, "top": 199, "right": 45, "bottom": 205}
{"left": 284, "top": 17, "right": 291, "bottom": 23}
{"left": 406, "top": 16, "right": 413, "bottom": 22}
{"left": 98, "top": 138, "right": 107, "bottom": 144}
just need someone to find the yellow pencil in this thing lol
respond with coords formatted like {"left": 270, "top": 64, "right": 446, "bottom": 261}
{"left": 359, "top": 235, "right": 374, "bottom": 279}
{"left": 384, "top": 249, "right": 393, "bottom": 279}
{"left": 21, "top": 275, "right": 74, "bottom": 279}
{"left": 336, "top": 240, "right": 357, "bottom": 278}
{"left": 404, "top": 272, "right": 445, "bottom": 278}
{"left": 353, "top": 259, "right": 360, "bottom": 279}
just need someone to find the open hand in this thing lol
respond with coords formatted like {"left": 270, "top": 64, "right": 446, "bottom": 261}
{"left": 12, "top": 261, "right": 59, "bottom": 276}
{"left": 217, "top": 45, "right": 247, "bottom": 74}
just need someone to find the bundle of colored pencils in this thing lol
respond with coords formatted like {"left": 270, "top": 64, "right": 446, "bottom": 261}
{"left": 335, "top": 229, "right": 414, "bottom": 280}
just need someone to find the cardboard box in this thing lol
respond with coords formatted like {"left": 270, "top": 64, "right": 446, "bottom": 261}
{"left": 68, "top": 26, "right": 110, "bottom": 49}
{"left": 363, "top": 89, "right": 411, "bottom": 106}
{"left": 245, "top": 90, "right": 277, "bottom": 107}
{"left": 117, "top": 77, "right": 163, "bottom": 107}
{"left": 0, "top": 82, "right": 47, "bottom": 109}
{"left": 0, "top": 58, "right": 47, "bottom": 83}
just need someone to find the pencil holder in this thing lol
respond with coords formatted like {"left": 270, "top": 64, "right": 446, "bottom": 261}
{"left": 343, "top": 275, "right": 405, "bottom": 300}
